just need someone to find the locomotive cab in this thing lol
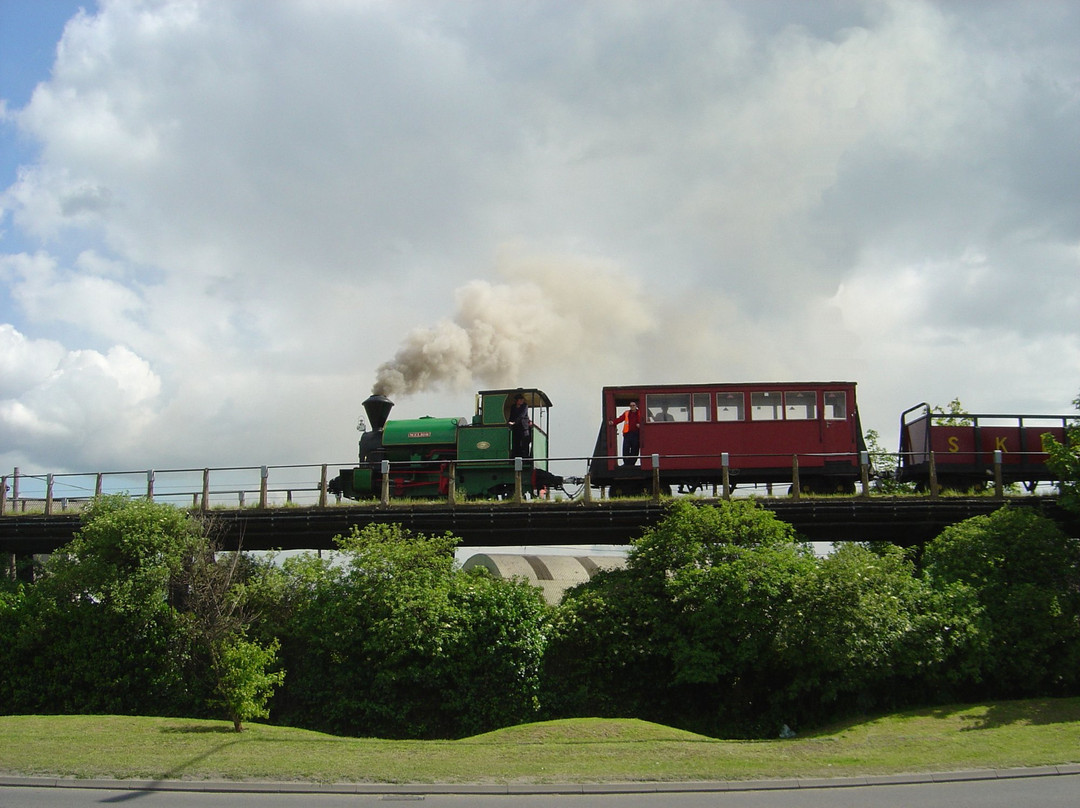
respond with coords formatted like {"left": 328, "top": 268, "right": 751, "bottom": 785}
{"left": 457, "top": 389, "right": 557, "bottom": 497}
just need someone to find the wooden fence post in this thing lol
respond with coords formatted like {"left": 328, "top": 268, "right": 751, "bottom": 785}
{"left": 259, "top": 466, "right": 269, "bottom": 509}
{"left": 790, "top": 455, "right": 800, "bottom": 499}
{"left": 993, "top": 450, "right": 1004, "bottom": 498}
{"left": 319, "top": 464, "right": 328, "bottom": 508}
{"left": 721, "top": 453, "right": 731, "bottom": 500}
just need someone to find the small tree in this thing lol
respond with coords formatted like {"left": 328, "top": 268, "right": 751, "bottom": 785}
{"left": 1044, "top": 393, "right": 1080, "bottom": 514}
{"left": 180, "top": 530, "right": 286, "bottom": 731}
{"left": 931, "top": 398, "right": 973, "bottom": 426}
{"left": 864, "top": 428, "right": 915, "bottom": 494}
{"left": 211, "top": 635, "right": 285, "bottom": 732}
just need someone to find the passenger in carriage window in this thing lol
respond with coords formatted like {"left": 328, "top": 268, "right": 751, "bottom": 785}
{"left": 647, "top": 393, "right": 688, "bottom": 421}
{"left": 651, "top": 403, "right": 675, "bottom": 421}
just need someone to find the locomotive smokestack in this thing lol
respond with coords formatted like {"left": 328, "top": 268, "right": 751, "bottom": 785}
{"left": 363, "top": 394, "right": 394, "bottom": 432}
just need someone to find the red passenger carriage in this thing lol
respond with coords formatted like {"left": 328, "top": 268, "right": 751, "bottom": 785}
{"left": 589, "top": 382, "right": 866, "bottom": 496}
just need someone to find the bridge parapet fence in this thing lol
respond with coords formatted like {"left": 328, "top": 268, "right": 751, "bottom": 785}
{"left": 0, "top": 463, "right": 351, "bottom": 516}
{"left": 2, "top": 447, "right": 1062, "bottom": 517}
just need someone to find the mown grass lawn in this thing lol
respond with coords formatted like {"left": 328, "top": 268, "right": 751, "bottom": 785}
{"left": 1, "top": 698, "right": 1078, "bottom": 785}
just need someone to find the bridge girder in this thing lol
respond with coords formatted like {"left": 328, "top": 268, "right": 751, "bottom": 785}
{"left": 2, "top": 497, "right": 1077, "bottom": 556}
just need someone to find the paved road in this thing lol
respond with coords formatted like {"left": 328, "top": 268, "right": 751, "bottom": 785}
{"left": 2, "top": 771, "right": 1079, "bottom": 808}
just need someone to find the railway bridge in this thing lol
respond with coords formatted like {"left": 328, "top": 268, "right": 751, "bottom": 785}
{"left": 2, "top": 496, "right": 1077, "bottom": 557}
{"left": 2, "top": 460, "right": 1077, "bottom": 558}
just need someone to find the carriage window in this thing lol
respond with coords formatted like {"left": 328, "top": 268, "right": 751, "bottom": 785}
{"left": 784, "top": 391, "right": 817, "bottom": 420}
{"left": 693, "top": 393, "right": 711, "bottom": 422}
{"left": 716, "top": 392, "right": 744, "bottom": 421}
{"left": 751, "top": 391, "right": 782, "bottom": 421}
{"left": 824, "top": 391, "right": 847, "bottom": 420}
{"left": 646, "top": 393, "right": 690, "bottom": 422}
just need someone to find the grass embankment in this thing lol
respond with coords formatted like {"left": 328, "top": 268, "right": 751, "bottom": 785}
{"left": 1, "top": 698, "right": 1079, "bottom": 785}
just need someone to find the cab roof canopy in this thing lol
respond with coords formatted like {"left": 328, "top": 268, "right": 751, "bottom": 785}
{"left": 478, "top": 388, "right": 553, "bottom": 408}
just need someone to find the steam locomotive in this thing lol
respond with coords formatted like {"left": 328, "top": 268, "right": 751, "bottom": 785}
{"left": 328, "top": 388, "right": 563, "bottom": 500}
{"left": 328, "top": 381, "right": 1073, "bottom": 500}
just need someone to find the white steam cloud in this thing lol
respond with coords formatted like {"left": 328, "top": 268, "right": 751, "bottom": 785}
{"left": 373, "top": 254, "right": 656, "bottom": 396}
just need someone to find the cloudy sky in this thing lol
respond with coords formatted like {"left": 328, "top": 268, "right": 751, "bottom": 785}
{"left": 1, "top": 0, "right": 1078, "bottom": 482}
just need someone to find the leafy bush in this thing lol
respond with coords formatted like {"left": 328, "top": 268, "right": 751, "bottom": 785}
{"left": 6, "top": 493, "right": 1078, "bottom": 741}
{"left": 779, "top": 543, "right": 982, "bottom": 718}
{"left": 0, "top": 496, "right": 208, "bottom": 716}
{"left": 0, "top": 496, "right": 285, "bottom": 727}
{"left": 546, "top": 500, "right": 817, "bottom": 737}
{"left": 921, "top": 506, "right": 1080, "bottom": 696}
{"left": 270, "top": 524, "right": 551, "bottom": 739}
{"left": 546, "top": 500, "right": 992, "bottom": 737}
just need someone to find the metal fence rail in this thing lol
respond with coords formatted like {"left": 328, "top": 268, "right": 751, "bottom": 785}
{"left": 1, "top": 447, "right": 1064, "bottom": 517}
{"left": 0, "top": 463, "right": 348, "bottom": 515}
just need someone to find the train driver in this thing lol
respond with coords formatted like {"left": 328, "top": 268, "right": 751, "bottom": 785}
{"left": 509, "top": 393, "right": 532, "bottom": 458}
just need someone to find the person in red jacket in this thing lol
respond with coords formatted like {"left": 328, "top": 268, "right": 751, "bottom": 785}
{"left": 610, "top": 401, "right": 641, "bottom": 466}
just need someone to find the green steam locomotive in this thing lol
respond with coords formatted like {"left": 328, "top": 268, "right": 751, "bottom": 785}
{"left": 328, "top": 388, "right": 563, "bottom": 500}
